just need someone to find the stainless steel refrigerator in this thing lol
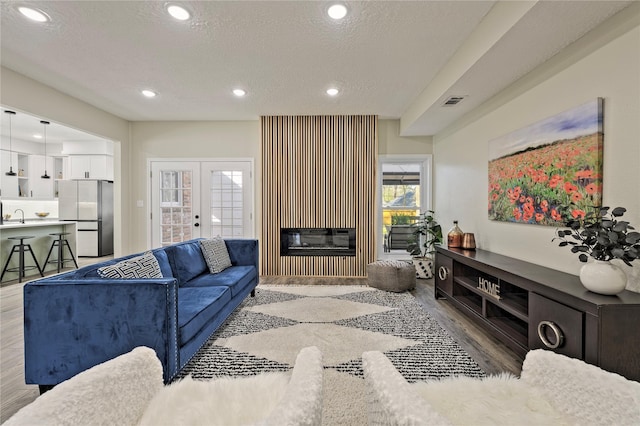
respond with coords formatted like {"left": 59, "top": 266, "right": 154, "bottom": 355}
{"left": 58, "top": 180, "right": 114, "bottom": 257}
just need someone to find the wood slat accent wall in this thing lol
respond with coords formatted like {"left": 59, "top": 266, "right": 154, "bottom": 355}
{"left": 261, "top": 115, "right": 377, "bottom": 277}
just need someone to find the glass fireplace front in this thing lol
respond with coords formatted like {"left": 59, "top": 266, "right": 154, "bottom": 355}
{"left": 280, "top": 228, "right": 356, "bottom": 256}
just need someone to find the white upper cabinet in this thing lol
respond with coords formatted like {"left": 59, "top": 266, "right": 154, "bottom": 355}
{"left": 1, "top": 150, "right": 19, "bottom": 198}
{"left": 28, "top": 155, "right": 55, "bottom": 198}
{"left": 68, "top": 155, "right": 113, "bottom": 180}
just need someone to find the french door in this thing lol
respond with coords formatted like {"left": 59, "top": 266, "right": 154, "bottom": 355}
{"left": 150, "top": 160, "right": 253, "bottom": 248}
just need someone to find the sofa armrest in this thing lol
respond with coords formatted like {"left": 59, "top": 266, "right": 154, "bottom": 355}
{"left": 225, "top": 239, "right": 259, "bottom": 270}
{"left": 24, "top": 278, "right": 179, "bottom": 385}
{"left": 5, "top": 347, "right": 163, "bottom": 426}
{"left": 521, "top": 349, "right": 640, "bottom": 424}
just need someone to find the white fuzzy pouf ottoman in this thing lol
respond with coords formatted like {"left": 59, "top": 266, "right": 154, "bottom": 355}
{"left": 368, "top": 260, "right": 416, "bottom": 292}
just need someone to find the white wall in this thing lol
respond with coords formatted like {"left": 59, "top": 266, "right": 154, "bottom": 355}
{"left": 433, "top": 10, "right": 640, "bottom": 287}
{"left": 0, "top": 67, "right": 131, "bottom": 255}
{"left": 129, "top": 121, "right": 260, "bottom": 253}
{"left": 379, "top": 119, "right": 432, "bottom": 155}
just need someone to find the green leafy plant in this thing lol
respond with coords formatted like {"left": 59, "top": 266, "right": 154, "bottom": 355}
{"left": 554, "top": 206, "right": 640, "bottom": 266}
{"left": 407, "top": 211, "right": 443, "bottom": 258}
{"left": 391, "top": 214, "right": 416, "bottom": 226}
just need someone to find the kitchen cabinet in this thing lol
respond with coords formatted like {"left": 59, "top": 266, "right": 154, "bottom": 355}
{"left": 27, "top": 155, "right": 54, "bottom": 198}
{"left": 68, "top": 155, "right": 113, "bottom": 180}
{"left": 1, "top": 152, "right": 55, "bottom": 198}
{"left": 1, "top": 150, "right": 19, "bottom": 197}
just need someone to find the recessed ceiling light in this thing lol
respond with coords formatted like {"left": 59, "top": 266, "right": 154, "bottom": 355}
{"left": 328, "top": 4, "right": 347, "bottom": 20}
{"left": 233, "top": 89, "right": 246, "bottom": 97}
{"left": 18, "top": 6, "right": 50, "bottom": 22}
{"left": 141, "top": 89, "right": 157, "bottom": 98}
{"left": 326, "top": 88, "right": 339, "bottom": 96}
{"left": 167, "top": 4, "right": 190, "bottom": 21}
{"left": 33, "top": 134, "right": 43, "bottom": 139}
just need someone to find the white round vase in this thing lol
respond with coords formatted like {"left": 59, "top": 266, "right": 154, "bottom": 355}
{"left": 579, "top": 260, "right": 627, "bottom": 295}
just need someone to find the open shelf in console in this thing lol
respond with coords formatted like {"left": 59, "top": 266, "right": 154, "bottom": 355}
{"left": 485, "top": 300, "right": 528, "bottom": 349}
{"left": 450, "top": 268, "right": 529, "bottom": 354}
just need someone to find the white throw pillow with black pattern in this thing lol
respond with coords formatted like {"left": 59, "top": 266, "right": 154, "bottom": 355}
{"left": 97, "top": 251, "right": 163, "bottom": 279}
{"left": 200, "top": 236, "right": 232, "bottom": 274}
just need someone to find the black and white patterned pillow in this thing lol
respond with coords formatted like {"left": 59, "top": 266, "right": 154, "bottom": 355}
{"left": 97, "top": 251, "right": 163, "bottom": 279}
{"left": 200, "top": 236, "right": 232, "bottom": 274}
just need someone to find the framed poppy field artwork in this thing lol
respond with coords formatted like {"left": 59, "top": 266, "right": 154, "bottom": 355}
{"left": 488, "top": 98, "right": 603, "bottom": 226}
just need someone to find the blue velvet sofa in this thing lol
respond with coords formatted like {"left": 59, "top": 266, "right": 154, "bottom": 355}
{"left": 23, "top": 238, "right": 259, "bottom": 389}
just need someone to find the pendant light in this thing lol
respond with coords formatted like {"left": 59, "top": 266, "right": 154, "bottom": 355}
{"left": 4, "top": 110, "right": 17, "bottom": 176}
{"left": 40, "top": 120, "right": 50, "bottom": 179}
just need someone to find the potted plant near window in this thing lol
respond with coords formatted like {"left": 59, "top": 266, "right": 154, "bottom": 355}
{"left": 554, "top": 206, "right": 640, "bottom": 295}
{"left": 407, "top": 211, "right": 443, "bottom": 279}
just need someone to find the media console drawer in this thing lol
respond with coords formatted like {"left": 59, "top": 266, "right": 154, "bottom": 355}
{"left": 529, "top": 293, "right": 583, "bottom": 359}
{"left": 435, "top": 246, "right": 640, "bottom": 381}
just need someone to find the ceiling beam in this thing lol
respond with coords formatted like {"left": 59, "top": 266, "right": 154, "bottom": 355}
{"left": 400, "top": 1, "right": 537, "bottom": 136}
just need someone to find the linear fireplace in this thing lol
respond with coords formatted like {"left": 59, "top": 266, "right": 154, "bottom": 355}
{"left": 281, "top": 228, "right": 356, "bottom": 256}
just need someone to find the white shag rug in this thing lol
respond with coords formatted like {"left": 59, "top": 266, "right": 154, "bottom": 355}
{"left": 176, "top": 285, "right": 486, "bottom": 425}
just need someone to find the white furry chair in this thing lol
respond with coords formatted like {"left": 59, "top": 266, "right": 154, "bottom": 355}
{"left": 362, "top": 349, "right": 640, "bottom": 426}
{"left": 5, "top": 346, "right": 164, "bottom": 426}
{"left": 6, "top": 346, "right": 323, "bottom": 426}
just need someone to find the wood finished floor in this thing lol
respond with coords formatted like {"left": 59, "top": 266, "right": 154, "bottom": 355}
{"left": 0, "top": 256, "right": 113, "bottom": 423}
{"left": 1, "top": 273, "right": 523, "bottom": 423}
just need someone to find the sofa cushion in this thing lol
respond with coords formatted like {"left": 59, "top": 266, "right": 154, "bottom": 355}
{"left": 97, "top": 252, "right": 163, "bottom": 279}
{"left": 178, "top": 286, "right": 231, "bottom": 346}
{"left": 200, "top": 237, "right": 232, "bottom": 273}
{"left": 165, "top": 241, "right": 209, "bottom": 285}
{"left": 73, "top": 249, "right": 173, "bottom": 279}
{"left": 180, "top": 265, "right": 256, "bottom": 297}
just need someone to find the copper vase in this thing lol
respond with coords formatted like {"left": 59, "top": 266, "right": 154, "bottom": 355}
{"left": 462, "top": 233, "right": 476, "bottom": 250}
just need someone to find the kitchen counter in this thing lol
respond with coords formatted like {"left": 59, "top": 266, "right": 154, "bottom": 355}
{"left": 1, "top": 221, "right": 77, "bottom": 283}
{"left": 0, "top": 220, "right": 67, "bottom": 229}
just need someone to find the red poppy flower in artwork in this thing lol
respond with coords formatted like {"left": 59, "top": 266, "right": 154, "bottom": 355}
{"left": 571, "top": 209, "right": 586, "bottom": 219}
{"left": 523, "top": 203, "right": 535, "bottom": 214}
{"left": 513, "top": 208, "right": 522, "bottom": 221}
{"left": 540, "top": 200, "right": 549, "bottom": 213}
{"left": 585, "top": 183, "right": 598, "bottom": 195}
{"left": 535, "top": 213, "right": 544, "bottom": 222}
{"left": 551, "top": 209, "right": 562, "bottom": 221}
{"left": 564, "top": 182, "right": 578, "bottom": 194}
{"left": 574, "top": 169, "right": 593, "bottom": 180}
{"left": 571, "top": 192, "right": 583, "bottom": 203}
{"left": 549, "top": 175, "right": 563, "bottom": 189}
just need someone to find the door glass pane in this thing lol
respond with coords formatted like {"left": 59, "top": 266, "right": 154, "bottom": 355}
{"left": 209, "top": 170, "right": 244, "bottom": 238}
{"left": 159, "top": 170, "right": 193, "bottom": 246}
{"left": 382, "top": 163, "right": 422, "bottom": 253}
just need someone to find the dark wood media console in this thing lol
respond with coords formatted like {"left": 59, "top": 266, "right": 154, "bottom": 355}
{"left": 435, "top": 246, "right": 640, "bottom": 381}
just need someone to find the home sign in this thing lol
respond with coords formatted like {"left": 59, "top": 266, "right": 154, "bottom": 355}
{"left": 477, "top": 276, "right": 501, "bottom": 300}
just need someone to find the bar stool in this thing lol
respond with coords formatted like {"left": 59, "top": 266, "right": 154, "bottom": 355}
{"left": 0, "top": 236, "right": 44, "bottom": 283}
{"left": 43, "top": 232, "right": 79, "bottom": 273}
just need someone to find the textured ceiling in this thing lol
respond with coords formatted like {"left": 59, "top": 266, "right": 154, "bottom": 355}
{"left": 0, "top": 0, "right": 633, "bottom": 142}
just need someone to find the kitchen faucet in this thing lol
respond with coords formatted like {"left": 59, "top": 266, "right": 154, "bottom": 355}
{"left": 15, "top": 208, "right": 25, "bottom": 224}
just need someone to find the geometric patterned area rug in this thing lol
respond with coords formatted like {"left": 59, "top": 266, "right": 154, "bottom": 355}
{"left": 175, "top": 285, "right": 486, "bottom": 425}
